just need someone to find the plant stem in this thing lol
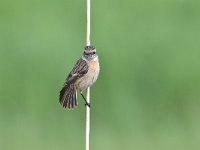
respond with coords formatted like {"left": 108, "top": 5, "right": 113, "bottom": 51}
{"left": 86, "top": 0, "right": 91, "bottom": 149}
{"left": 86, "top": 0, "right": 90, "bottom": 46}
{"left": 85, "top": 87, "right": 90, "bottom": 150}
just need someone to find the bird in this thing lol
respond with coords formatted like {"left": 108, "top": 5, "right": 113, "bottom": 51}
{"left": 59, "top": 46, "right": 100, "bottom": 109}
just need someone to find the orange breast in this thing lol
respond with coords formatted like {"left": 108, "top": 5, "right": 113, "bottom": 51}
{"left": 88, "top": 59, "right": 99, "bottom": 69}
{"left": 75, "top": 59, "right": 100, "bottom": 91}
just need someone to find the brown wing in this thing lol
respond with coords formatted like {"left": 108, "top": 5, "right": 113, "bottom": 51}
{"left": 59, "top": 58, "right": 88, "bottom": 108}
{"left": 65, "top": 58, "right": 88, "bottom": 84}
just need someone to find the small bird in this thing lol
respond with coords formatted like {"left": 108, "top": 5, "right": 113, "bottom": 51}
{"left": 59, "top": 46, "right": 100, "bottom": 109}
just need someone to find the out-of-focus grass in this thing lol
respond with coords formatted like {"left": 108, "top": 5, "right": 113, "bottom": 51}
{"left": 0, "top": 0, "right": 200, "bottom": 150}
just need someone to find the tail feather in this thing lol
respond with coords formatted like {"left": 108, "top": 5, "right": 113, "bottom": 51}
{"left": 71, "top": 92, "right": 75, "bottom": 108}
{"left": 59, "top": 84, "right": 77, "bottom": 109}
{"left": 68, "top": 91, "right": 72, "bottom": 109}
{"left": 74, "top": 91, "right": 78, "bottom": 106}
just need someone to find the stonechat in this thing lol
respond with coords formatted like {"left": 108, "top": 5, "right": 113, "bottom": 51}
{"left": 59, "top": 46, "right": 100, "bottom": 109}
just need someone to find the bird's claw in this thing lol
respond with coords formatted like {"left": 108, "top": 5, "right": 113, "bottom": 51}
{"left": 85, "top": 102, "right": 90, "bottom": 108}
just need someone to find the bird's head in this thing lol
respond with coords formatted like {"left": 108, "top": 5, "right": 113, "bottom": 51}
{"left": 83, "top": 46, "right": 98, "bottom": 61}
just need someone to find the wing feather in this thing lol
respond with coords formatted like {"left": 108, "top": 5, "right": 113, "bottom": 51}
{"left": 65, "top": 58, "right": 88, "bottom": 84}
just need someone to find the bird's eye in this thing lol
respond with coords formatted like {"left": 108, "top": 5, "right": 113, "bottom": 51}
{"left": 92, "top": 52, "right": 96, "bottom": 54}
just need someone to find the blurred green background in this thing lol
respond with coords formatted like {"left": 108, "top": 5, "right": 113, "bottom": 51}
{"left": 1, "top": 0, "right": 200, "bottom": 150}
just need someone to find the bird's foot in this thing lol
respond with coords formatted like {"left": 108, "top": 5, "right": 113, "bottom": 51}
{"left": 85, "top": 102, "right": 90, "bottom": 108}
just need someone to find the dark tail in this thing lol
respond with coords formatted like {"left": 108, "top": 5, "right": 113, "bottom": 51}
{"left": 59, "top": 84, "right": 77, "bottom": 109}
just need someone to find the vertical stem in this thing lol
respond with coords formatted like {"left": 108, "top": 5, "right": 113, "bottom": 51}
{"left": 86, "top": 0, "right": 90, "bottom": 46}
{"left": 86, "top": 0, "right": 91, "bottom": 149}
{"left": 86, "top": 87, "right": 90, "bottom": 150}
